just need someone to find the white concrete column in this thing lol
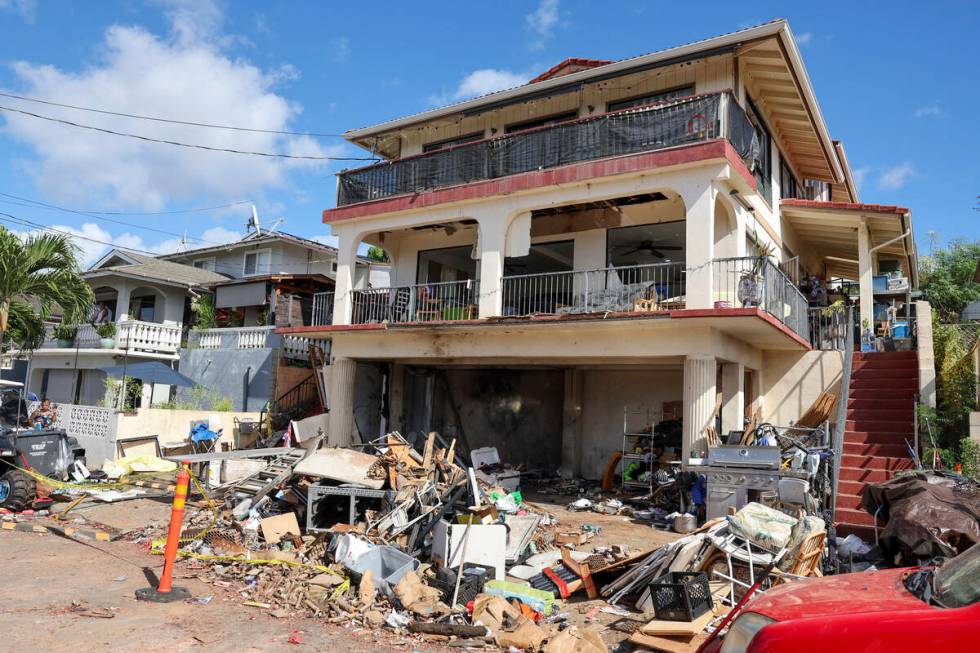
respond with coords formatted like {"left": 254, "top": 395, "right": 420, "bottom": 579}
{"left": 332, "top": 229, "right": 360, "bottom": 326}
{"left": 720, "top": 362, "right": 745, "bottom": 436}
{"left": 680, "top": 181, "right": 716, "bottom": 309}
{"left": 162, "top": 290, "right": 185, "bottom": 326}
{"left": 915, "top": 300, "right": 936, "bottom": 408}
{"left": 327, "top": 357, "right": 357, "bottom": 446}
{"left": 115, "top": 281, "right": 132, "bottom": 321}
{"left": 477, "top": 218, "right": 509, "bottom": 318}
{"left": 857, "top": 221, "right": 874, "bottom": 332}
{"left": 683, "top": 355, "right": 717, "bottom": 462}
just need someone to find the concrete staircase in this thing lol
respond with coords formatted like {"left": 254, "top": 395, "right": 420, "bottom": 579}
{"left": 835, "top": 351, "right": 918, "bottom": 539}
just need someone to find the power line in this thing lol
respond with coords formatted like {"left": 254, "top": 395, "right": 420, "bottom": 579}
{"left": 2, "top": 195, "right": 253, "bottom": 217}
{"left": 0, "top": 105, "right": 378, "bottom": 161}
{"left": 0, "top": 211, "right": 161, "bottom": 256}
{"left": 0, "top": 90, "right": 347, "bottom": 138}
{"left": 0, "top": 193, "right": 226, "bottom": 244}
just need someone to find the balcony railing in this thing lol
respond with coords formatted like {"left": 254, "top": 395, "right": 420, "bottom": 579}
{"left": 191, "top": 326, "right": 278, "bottom": 350}
{"left": 312, "top": 291, "right": 335, "bottom": 326}
{"left": 337, "top": 91, "right": 759, "bottom": 206}
{"left": 808, "top": 307, "right": 849, "bottom": 351}
{"left": 40, "top": 320, "right": 181, "bottom": 355}
{"left": 713, "top": 257, "right": 810, "bottom": 342}
{"left": 501, "top": 262, "right": 686, "bottom": 317}
{"left": 351, "top": 279, "right": 479, "bottom": 324}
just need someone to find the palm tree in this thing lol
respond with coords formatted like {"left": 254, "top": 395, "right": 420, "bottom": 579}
{"left": 0, "top": 226, "right": 94, "bottom": 352}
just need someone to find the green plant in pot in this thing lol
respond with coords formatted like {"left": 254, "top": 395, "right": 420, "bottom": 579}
{"left": 95, "top": 321, "right": 116, "bottom": 348}
{"left": 737, "top": 242, "right": 775, "bottom": 307}
{"left": 52, "top": 323, "right": 77, "bottom": 347}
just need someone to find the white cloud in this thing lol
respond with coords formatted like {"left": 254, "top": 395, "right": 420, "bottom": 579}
{"left": 454, "top": 69, "right": 530, "bottom": 100}
{"left": 0, "top": 0, "right": 36, "bottom": 23}
{"left": 795, "top": 31, "right": 813, "bottom": 46}
{"left": 878, "top": 162, "right": 914, "bottom": 191}
{"left": 331, "top": 36, "right": 351, "bottom": 63}
{"left": 851, "top": 165, "right": 871, "bottom": 191}
{"left": 913, "top": 102, "right": 941, "bottom": 118}
{"left": 526, "top": 0, "right": 560, "bottom": 50}
{"left": 1, "top": 1, "right": 345, "bottom": 211}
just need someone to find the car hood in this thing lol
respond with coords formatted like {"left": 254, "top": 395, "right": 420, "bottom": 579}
{"left": 747, "top": 568, "right": 932, "bottom": 621}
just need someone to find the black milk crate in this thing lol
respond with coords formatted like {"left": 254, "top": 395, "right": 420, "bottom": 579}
{"left": 649, "top": 571, "right": 713, "bottom": 622}
{"left": 434, "top": 564, "right": 490, "bottom": 606}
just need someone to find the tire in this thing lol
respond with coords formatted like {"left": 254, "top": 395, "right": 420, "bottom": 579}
{"left": 0, "top": 468, "right": 36, "bottom": 512}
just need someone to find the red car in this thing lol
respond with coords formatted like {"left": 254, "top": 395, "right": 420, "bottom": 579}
{"left": 702, "top": 542, "right": 979, "bottom": 653}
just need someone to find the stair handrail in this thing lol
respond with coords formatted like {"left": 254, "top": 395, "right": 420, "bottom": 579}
{"left": 275, "top": 375, "right": 317, "bottom": 412}
{"left": 830, "top": 305, "right": 855, "bottom": 526}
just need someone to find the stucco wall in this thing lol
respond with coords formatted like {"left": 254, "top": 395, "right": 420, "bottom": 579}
{"left": 116, "top": 407, "right": 261, "bottom": 450}
{"left": 177, "top": 346, "right": 277, "bottom": 412}
{"left": 578, "top": 368, "right": 684, "bottom": 479}
{"left": 760, "top": 350, "right": 843, "bottom": 427}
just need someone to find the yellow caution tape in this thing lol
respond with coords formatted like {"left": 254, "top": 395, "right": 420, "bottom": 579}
{"left": 0, "top": 459, "right": 170, "bottom": 491}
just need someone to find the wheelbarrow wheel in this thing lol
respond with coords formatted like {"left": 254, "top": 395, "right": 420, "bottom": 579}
{"left": 0, "top": 468, "right": 36, "bottom": 512}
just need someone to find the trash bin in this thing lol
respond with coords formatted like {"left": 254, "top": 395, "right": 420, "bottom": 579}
{"left": 347, "top": 545, "right": 421, "bottom": 596}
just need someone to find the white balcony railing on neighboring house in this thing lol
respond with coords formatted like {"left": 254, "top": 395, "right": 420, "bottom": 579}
{"left": 312, "top": 291, "right": 335, "bottom": 326}
{"left": 116, "top": 320, "right": 182, "bottom": 355}
{"left": 282, "top": 335, "right": 315, "bottom": 361}
{"left": 40, "top": 320, "right": 181, "bottom": 356}
{"left": 191, "top": 326, "right": 278, "bottom": 350}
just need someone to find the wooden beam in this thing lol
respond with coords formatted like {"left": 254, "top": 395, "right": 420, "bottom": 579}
{"left": 530, "top": 207, "right": 622, "bottom": 237}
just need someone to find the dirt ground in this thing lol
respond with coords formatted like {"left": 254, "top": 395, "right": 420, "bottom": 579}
{"left": 0, "top": 494, "right": 678, "bottom": 653}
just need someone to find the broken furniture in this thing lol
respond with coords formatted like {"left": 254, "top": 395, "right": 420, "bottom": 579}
{"left": 306, "top": 484, "right": 395, "bottom": 533}
{"left": 222, "top": 448, "right": 307, "bottom": 506}
{"left": 431, "top": 519, "right": 506, "bottom": 580}
{"left": 471, "top": 446, "right": 520, "bottom": 492}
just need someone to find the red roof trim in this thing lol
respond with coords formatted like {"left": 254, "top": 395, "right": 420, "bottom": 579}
{"left": 781, "top": 199, "right": 909, "bottom": 215}
{"left": 277, "top": 307, "right": 811, "bottom": 350}
{"left": 528, "top": 58, "right": 615, "bottom": 84}
{"left": 323, "top": 140, "right": 755, "bottom": 223}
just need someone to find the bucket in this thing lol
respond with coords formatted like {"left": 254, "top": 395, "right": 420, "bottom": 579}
{"left": 892, "top": 321, "right": 909, "bottom": 338}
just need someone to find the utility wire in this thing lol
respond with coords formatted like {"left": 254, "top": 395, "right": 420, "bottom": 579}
{"left": 0, "top": 211, "right": 162, "bottom": 256}
{"left": 0, "top": 195, "right": 224, "bottom": 244}
{"left": 0, "top": 193, "right": 252, "bottom": 217}
{"left": 0, "top": 90, "right": 346, "bottom": 138}
{"left": 0, "top": 105, "right": 378, "bottom": 161}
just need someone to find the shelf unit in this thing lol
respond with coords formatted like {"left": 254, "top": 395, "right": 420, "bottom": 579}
{"left": 620, "top": 406, "right": 659, "bottom": 494}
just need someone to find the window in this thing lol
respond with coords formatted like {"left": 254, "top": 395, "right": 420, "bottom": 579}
{"left": 505, "top": 111, "right": 578, "bottom": 134}
{"left": 606, "top": 85, "right": 694, "bottom": 112}
{"left": 243, "top": 249, "right": 271, "bottom": 276}
{"left": 193, "top": 257, "right": 215, "bottom": 271}
{"left": 607, "top": 221, "right": 685, "bottom": 267}
{"left": 422, "top": 132, "right": 484, "bottom": 153}
{"left": 746, "top": 97, "right": 773, "bottom": 205}
{"left": 331, "top": 261, "right": 338, "bottom": 273}
{"left": 779, "top": 159, "right": 799, "bottom": 200}
{"left": 416, "top": 246, "right": 477, "bottom": 284}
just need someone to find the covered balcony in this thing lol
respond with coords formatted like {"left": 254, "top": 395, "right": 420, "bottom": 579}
{"left": 335, "top": 91, "right": 758, "bottom": 207}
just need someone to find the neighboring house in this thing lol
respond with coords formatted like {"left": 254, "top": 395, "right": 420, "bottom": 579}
{"left": 281, "top": 19, "right": 928, "bottom": 489}
{"left": 23, "top": 249, "right": 224, "bottom": 406}
{"left": 159, "top": 230, "right": 385, "bottom": 412}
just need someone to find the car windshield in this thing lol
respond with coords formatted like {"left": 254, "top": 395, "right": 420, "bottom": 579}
{"left": 934, "top": 540, "right": 980, "bottom": 608}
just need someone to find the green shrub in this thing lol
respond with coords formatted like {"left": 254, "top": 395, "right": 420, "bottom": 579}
{"left": 52, "top": 323, "right": 77, "bottom": 341}
{"left": 95, "top": 322, "right": 116, "bottom": 339}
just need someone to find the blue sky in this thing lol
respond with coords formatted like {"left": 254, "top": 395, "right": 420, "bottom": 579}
{"left": 0, "top": 0, "right": 977, "bottom": 266}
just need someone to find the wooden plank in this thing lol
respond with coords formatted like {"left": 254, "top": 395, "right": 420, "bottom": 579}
{"left": 629, "top": 632, "right": 708, "bottom": 653}
{"left": 639, "top": 609, "right": 713, "bottom": 636}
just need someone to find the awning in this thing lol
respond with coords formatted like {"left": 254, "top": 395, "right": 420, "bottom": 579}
{"left": 215, "top": 281, "right": 267, "bottom": 309}
{"left": 100, "top": 361, "right": 197, "bottom": 388}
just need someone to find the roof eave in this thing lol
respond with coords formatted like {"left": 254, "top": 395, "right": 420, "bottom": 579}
{"left": 342, "top": 20, "right": 788, "bottom": 142}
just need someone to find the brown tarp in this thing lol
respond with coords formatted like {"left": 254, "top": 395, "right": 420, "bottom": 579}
{"left": 860, "top": 472, "right": 980, "bottom": 561}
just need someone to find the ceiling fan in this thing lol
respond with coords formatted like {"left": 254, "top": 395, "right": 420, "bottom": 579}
{"left": 616, "top": 240, "right": 683, "bottom": 258}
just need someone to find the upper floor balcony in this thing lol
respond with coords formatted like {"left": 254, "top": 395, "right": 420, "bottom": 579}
{"left": 36, "top": 320, "right": 183, "bottom": 357}
{"left": 335, "top": 91, "right": 758, "bottom": 208}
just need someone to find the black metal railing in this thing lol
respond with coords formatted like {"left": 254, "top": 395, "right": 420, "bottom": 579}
{"left": 350, "top": 279, "right": 479, "bottom": 324}
{"left": 501, "top": 262, "right": 685, "bottom": 317}
{"left": 337, "top": 91, "right": 759, "bottom": 206}
{"left": 713, "top": 256, "right": 810, "bottom": 341}
{"left": 808, "top": 307, "right": 849, "bottom": 350}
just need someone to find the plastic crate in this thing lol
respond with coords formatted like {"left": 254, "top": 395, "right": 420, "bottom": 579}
{"left": 649, "top": 571, "right": 713, "bottom": 622}
{"left": 435, "top": 564, "right": 490, "bottom": 606}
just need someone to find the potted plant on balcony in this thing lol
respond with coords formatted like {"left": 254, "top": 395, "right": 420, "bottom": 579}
{"left": 52, "top": 323, "right": 77, "bottom": 348}
{"left": 737, "top": 243, "right": 775, "bottom": 307}
{"left": 95, "top": 321, "right": 116, "bottom": 348}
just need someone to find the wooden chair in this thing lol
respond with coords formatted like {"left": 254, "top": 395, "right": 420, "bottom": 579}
{"left": 773, "top": 530, "right": 826, "bottom": 584}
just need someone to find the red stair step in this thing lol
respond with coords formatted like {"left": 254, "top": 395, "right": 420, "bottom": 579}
{"left": 847, "top": 398, "right": 914, "bottom": 410}
{"left": 851, "top": 368, "right": 919, "bottom": 380}
{"left": 848, "top": 379, "right": 920, "bottom": 391}
{"left": 846, "top": 408, "right": 915, "bottom": 421}
{"left": 843, "top": 430, "right": 911, "bottom": 445}
{"left": 834, "top": 507, "right": 882, "bottom": 528}
{"left": 841, "top": 453, "right": 915, "bottom": 471}
{"left": 835, "top": 493, "right": 867, "bottom": 511}
{"left": 843, "top": 442, "right": 910, "bottom": 457}
{"left": 853, "top": 352, "right": 917, "bottom": 360}
{"left": 848, "top": 389, "right": 919, "bottom": 401}
{"left": 838, "top": 466, "right": 892, "bottom": 483}
{"left": 844, "top": 420, "right": 914, "bottom": 433}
